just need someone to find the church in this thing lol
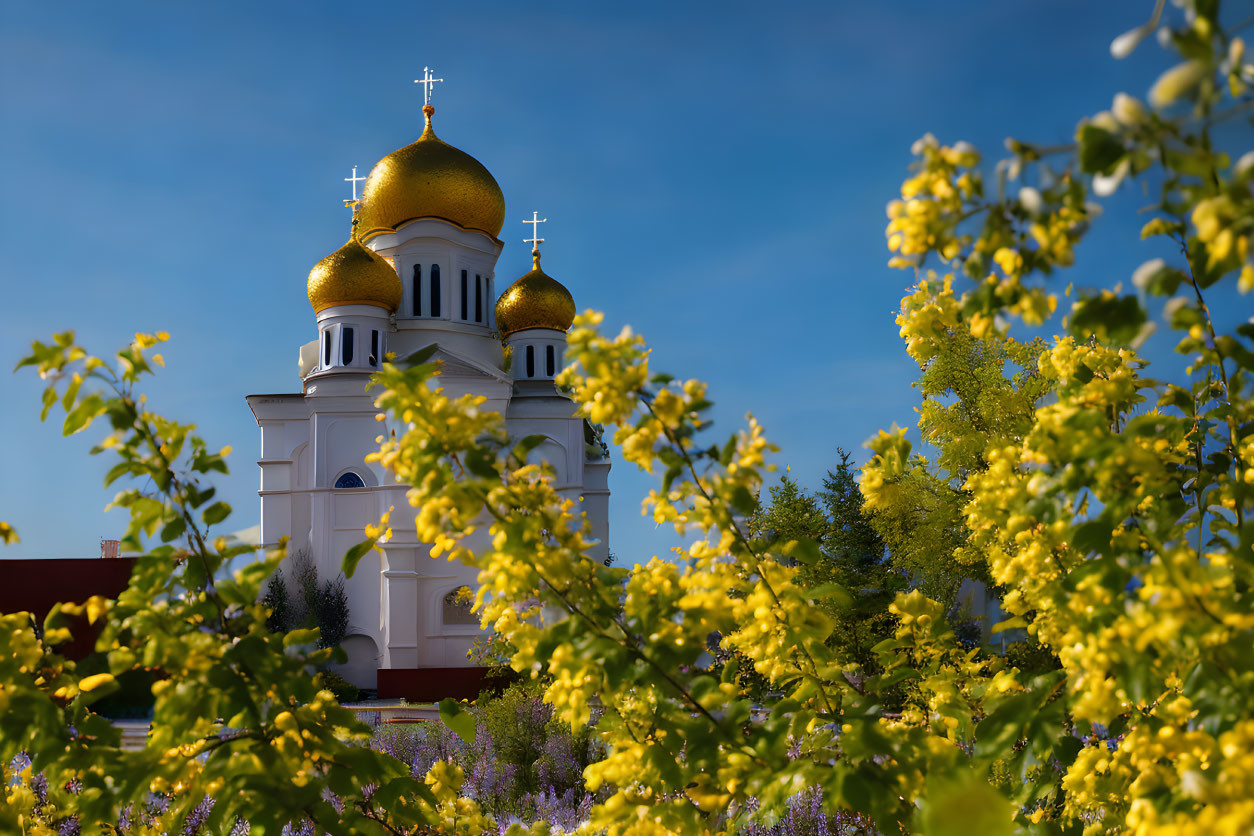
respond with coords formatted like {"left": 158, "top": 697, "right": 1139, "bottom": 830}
{"left": 246, "top": 71, "right": 611, "bottom": 698}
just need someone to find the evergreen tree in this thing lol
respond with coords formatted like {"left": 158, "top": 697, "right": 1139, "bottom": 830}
{"left": 261, "top": 571, "right": 291, "bottom": 633}
{"left": 815, "top": 450, "right": 903, "bottom": 668}
{"left": 751, "top": 450, "right": 904, "bottom": 669}
{"left": 315, "top": 576, "right": 350, "bottom": 649}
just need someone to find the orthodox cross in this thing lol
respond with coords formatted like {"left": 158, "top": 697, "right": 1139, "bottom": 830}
{"left": 523, "top": 211, "right": 547, "bottom": 251}
{"left": 343, "top": 165, "right": 366, "bottom": 208}
{"left": 414, "top": 66, "right": 444, "bottom": 107}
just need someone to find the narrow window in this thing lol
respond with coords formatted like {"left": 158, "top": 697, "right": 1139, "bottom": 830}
{"left": 443, "top": 586, "right": 477, "bottom": 624}
{"left": 370, "top": 330, "right": 380, "bottom": 366}
{"left": 322, "top": 331, "right": 331, "bottom": 367}
{"left": 334, "top": 471, "right": 366, "bottom": 489}
{"left": 412, "top": 265, "right": 422, "bottom": 317}
{"left": 546, "top": 344, "right": 555, "bottom": 376}
{"left": 460, "top": 270, "right": 468, "bottom": 320}
{"left": 341, "top": 326, "right": 354, "bottom": 365}
{"left": 525, "top": 345, "right": 535, "bottom": 378}
{"left": 430, "top": 265, "right": 441, "bottom": 317}
{"left": 475, "top": 274, "right": 483, "bottom": 322}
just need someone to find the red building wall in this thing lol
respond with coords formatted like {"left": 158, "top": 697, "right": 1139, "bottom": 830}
{"left": 0, "top": 558, "right": 137, "bottom": 658}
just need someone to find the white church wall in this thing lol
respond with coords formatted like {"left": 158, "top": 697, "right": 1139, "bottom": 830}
{"left": 583, "top": 459, "right": 611, "bottom": 563}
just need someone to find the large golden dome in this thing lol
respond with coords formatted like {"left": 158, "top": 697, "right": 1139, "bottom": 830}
{"left": 495, "top": 250, "right": 576, "bottom": 335}
{"left": 356, "top": 105, "right": 505, "bottom": 242}
{"left": 307, "top": 233, "right": 402, "bottom": 313}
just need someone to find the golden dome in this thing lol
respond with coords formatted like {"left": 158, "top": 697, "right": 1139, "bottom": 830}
{"left": 356, "top": 105, "right": 505, "bottom": 242}
{"left": 307, "top": 232, "right": 402, "bottom": 313}
{"left": 495, "top": 250, "right": 576, "bottom": 335}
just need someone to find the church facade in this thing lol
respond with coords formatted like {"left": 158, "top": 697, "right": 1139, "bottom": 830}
{"left": 246, "top": 88, "right": 610, "bottom": 695}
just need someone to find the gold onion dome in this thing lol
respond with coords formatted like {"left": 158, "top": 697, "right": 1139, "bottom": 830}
{"left": 495, "top": 250, "right": 576, "bottom": 335}
{"left": 306, "top": 230, "right": 403, "bottom": 314}
{"left": 355, "top": 105, "right": 506, "bottom": 241}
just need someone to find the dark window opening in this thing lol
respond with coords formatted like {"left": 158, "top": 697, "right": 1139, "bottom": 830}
{"left": 370, "top": 330, "right": 380, "bottom": 366}
{"left": 322, "top": 331, "right": 331, "bottom": 367}
{"left": 546, "top": 344, "right": 555, "bottom": 376}
{"left": 334, "top": 471, "right": 366, "bottom": 489}
{"left": 475, "top": 274, "right": 483, "bottom": 322}
{"left": 460, "top": 271, "right": 468, "bottom": 320}
{"left": 341, "top": 326, "right": 354, "bottom": 365}
{"left": 430, "top": 265, "right": 441, "bottom": 317}
{"left": 525, "top": 345, "right": 535, "bottom": 378}
{"left": 412, "top": 265, "right": 422, "bottom": 316}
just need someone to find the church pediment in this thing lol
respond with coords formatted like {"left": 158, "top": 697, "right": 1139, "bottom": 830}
{"left": 417, "top": 343, "right": 512, "bottom": 385}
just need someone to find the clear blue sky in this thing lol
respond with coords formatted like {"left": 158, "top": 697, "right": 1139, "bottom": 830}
{"left": 0, "top": 1, "right": 1241, "bottom": 561}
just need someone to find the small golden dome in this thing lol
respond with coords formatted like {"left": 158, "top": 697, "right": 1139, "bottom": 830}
{"left": 307, "top": 233, "right": 402, "bottom": 314}
{"left": 495, "top": 250, "right": 576, "bottom": 335}
{"left": 356, "top": 106, "right": 505, "bottom": 242}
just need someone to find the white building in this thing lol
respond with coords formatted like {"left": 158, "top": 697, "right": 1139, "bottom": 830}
{"left": 246, "top": 99, "right": 610, "bottom": 697}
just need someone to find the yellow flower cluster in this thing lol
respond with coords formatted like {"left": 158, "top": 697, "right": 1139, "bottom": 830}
{"left": 885, "top": 135, "right": 980, "bottom": 269}
{"left": 558, "top": 310, "right": 651, "bottom": 427}
{"left": 422, "top": 761, "right": 496, "bottom": 834}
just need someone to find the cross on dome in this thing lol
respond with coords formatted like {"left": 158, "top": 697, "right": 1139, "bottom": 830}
{"left": 523, "top": 211, "right": 547, "bottom": 253}
{"left": 414, "top": 66, "right": 444, "bottom": 108}
{"left": 344, "top": 165, "right": 366, "bottom": 216}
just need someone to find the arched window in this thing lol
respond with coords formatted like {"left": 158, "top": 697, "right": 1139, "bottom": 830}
{"left": 525, "top": 345, "right": 535, "bottom": 378}
{"left": 370, "top": 330, "right": 380, "bottom": 367}
{"left": 341, "top": 326, "right": 354, "bottom": 365}
{"left": 430, "top": 264, "right": 441, "bottom": 317}
{"left": 322, "top": 331, "right": 331, "bottom": 367}
{"left": 412, "top": 265, "right": 422, "bottom": 316}
{"left": 334, "top": 471, "right": 366, "bottom": 489}
{"left": 475, "top": 274, "right": 483, "bottom": 323}
{"left": 443, "top": 586, "right": 477, "bottom": 625}
{"left": 460, "top": 270, "right": 469, "bottom": 320}
{"left": 545, "top": 345, "right": 555, "bottom": 376}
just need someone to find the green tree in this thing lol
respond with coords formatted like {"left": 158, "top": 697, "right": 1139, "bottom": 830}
{"left": 751, "top": 452, "right": 903, "bottom": 669}
{"left": 861, "top": 325, "right": 1049, "bottom": 610}
{"left": 816, "top": 451, "right": 903, "bottom": 667}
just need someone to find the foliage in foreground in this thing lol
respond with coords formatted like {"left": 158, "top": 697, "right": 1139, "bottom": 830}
{"left": 360, "top": 3, "right": 1252, "bottom": 833}
{"left": 1, "top": 2, "right": 1251, "bottom": 834}
{"left": 0, "top": 333, "right": 440, "bottom": 832}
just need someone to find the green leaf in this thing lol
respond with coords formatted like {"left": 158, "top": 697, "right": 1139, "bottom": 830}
{"left": 1068, "top": 292, "right": 1147, "bottom": 346}
{"left": 40, "top": 386, "right": 57, "bottom": 421}
{"left": 806, "top": 582, "right": 852, "bottom": 608}
{"left": 992, "top": 615, "right": 1027, "bottom": 634}
{"left": 661, "top": 461, "right": 683, "bottom": 493}
{"left": 918, "top": 776, "right": 1015, "bottom": 836}
{"left": 159, "top": 516, "right": 187, "bottom": 544}
{"left": 404, "top": 345, "right": 439, "bottom": 366}
{"left": 464, "top": 447, "right": 499, "bottom": 480}
{"left": 284, "top": 628, "right": 321, "bottom": 647}
{"left": 62, "top": 393, "right": 105, "bottom": 436}
{"left": 61, "top": 374, "right": 83, "bottom": 412}
{"left": 510, "top": 434, "right": 548, "bottom": 464}
{"left": 1071, "top": 518, "right": 1114, "bottom": 556}
{"left": 202, "top": 501, "right": 231, "bottom": 526}
{"left": 342, "top": 538, "right": 377, "bottom": 579}
{"left": 781, "top": 537, "right": 822, "bottom": 566}
{"left": 438, "top": 697, "right": 476, "bottom": 744}
{"left": 1077, "top": 124, "right": 1126, "bottom": 175}
{"left": 728, "top": 484, "right": 758, "bottom": 516}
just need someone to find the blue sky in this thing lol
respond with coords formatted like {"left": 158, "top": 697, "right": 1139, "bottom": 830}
{"left": 0, "top": 1, "right": 1242, "bottom": 561}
